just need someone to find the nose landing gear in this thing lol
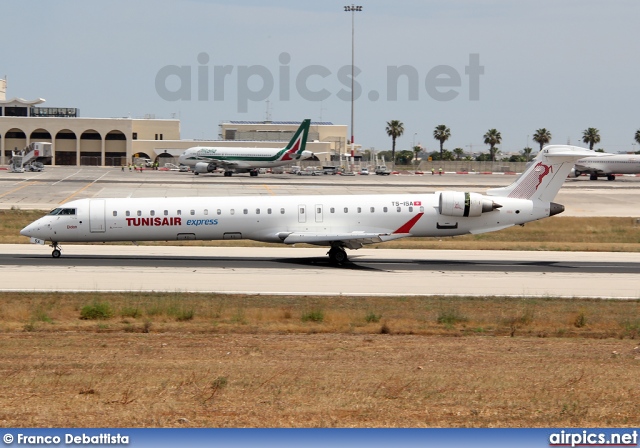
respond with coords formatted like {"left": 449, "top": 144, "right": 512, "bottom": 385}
{"left": 50, "top": 242, "right": 62, "bottom": 258}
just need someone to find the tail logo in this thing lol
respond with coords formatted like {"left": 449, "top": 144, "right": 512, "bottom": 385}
{"left": 281, "top": 138, "right": 302, "bottom": 161}
{"left": 508, "top": 162, "right": 553, "bottom": 199}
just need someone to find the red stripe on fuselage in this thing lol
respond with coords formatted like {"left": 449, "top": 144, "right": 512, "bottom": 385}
{"left": 393, "top": 213, "right": 424, "bottom": 234}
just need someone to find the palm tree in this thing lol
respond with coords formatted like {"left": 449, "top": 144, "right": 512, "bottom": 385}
{"left": 385, "top": 120, "right": 404, "bottom": 168}
{"left": 521, "top": 147, "right": 534, "bottom": 162}
{"left": 532, "top": 128, "right": 552, "bottom": 152}
{"left": 433, "top": 125, "right": 451, "bottom": 161}
{"left": 634, "top": 129, "right": 640, "bottom": 149}
{"left": 483, "top": 128, "right": 502, "bottom": 162}
{"left": 453, "top": 147, "right": 465, "bottom": 160}
{"left": 582, "top": 127, "right": 600, "bottom": 150}
{"left": 412, "top": 145, "right": 421, "bottom": 167}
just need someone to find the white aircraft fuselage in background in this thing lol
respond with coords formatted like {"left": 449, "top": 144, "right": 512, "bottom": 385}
{"left": 21, "top": 146, "right": 596, "bottom": 263}
{"left": 178, "top": 119, "right": 314, "bottom": 176}
{"left": 572, "top": 153, "right": 640, "bottom": 180}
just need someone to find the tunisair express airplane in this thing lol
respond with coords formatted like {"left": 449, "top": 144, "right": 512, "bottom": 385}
{"left": 178, "top": 119, "right": 314, "bottom": 176}
{"left": 20, "top": 146, "right": 595, "bottom": 264}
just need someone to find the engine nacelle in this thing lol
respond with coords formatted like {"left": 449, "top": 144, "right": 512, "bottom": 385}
{"left": 194, "top": 162, "right": 216, "bottom": 174}
{"left": 570, "top": 167, "right": 581, "bottom": 177}
{"left": 438, "top": 191, "right": 501, "bottom": 217}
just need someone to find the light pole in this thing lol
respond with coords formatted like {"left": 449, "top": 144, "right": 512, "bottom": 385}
{"left": 344, "top": 4, "right": 362, "bottom": 169}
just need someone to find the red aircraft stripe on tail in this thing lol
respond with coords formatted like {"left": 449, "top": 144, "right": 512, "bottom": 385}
{"left": 393, "top": 212, "right": 424, "bottom": 234}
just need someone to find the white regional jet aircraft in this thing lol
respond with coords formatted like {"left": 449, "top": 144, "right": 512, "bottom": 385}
{"left": 21, "top": 146, "right": 595, "bottom": 264}
{"left": 571, "top": 153, "right": 640, "bottom": 180}
{"left": 178, "top": 119, "right": 314, "bottom": 176}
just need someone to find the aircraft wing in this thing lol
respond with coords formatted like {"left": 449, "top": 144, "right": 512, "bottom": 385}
{"left": 278, "top": 231, "right": 410, "bottom": 249}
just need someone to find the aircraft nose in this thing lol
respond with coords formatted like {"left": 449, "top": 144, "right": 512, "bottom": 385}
{"left": 20, "top": 219, "right": 45, "bottom": 238}
{"left": 20, "top": 222, "right": 37, "bottom": 237}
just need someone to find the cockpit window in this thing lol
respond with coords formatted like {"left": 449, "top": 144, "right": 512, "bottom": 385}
{"left": 49, "top": 208, "right": 76, "bottom": 216}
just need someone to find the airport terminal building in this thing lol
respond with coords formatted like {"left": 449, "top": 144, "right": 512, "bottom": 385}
{"left": 0, "top": 82, "right": 344, "bottom": 166}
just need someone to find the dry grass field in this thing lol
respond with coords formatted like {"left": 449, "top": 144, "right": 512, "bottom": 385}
{"left": 0, "top": 293, "right": 639, "bottom": 427}
{"left": 1, "top": 210, "right": 639, "bottom": 427}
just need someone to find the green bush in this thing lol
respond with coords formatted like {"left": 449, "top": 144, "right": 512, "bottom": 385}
{"left": 80, "top": 302, "right": 113, "bottom": 320}
{"left": 365, "top": 312, "right": 381, "bottom": 323}
{"left": 301, "top": 310, "right": 324, "bottom": 322}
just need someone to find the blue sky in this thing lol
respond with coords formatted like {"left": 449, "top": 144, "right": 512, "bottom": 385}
{"left": 3, "top": 0, "right": 639, "bottom": 154}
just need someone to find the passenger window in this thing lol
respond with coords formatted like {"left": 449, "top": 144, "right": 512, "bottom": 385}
{"left": 231, "top": 209, "right": 235, "bottom": 215}
{"left": 267, "top": 208, "right": 272, "bottom": 214}
{"left": 280, "top": 208, "right": 285, "bottom": 214}
{"left": 370, "top": 207, "right": 375, "bottom": 213}
{"left": 409, "top": 206, "right": 413, "bottom": 212}
{"left": 137, "top": 210, "right": 142, "bottom": 216}
{"left": 190, "top": 210, "right": 195, "bottom": 215}
{"left": 330, "top": 207, "right": 335, "bottom": 213}
{"left": 420, "top": 206, "right": 424, "bottom": 212}
{"left": 164, "top": 210, "right": 168, "bottom": 216}
{"left": 396, "top": 207, "right": 401, "bottom": 213}
{"left": 256, "top": 209, "right": 260, "bottom": 214}
{"left": 344, "top": 207, "right": 348, "bottom": 213}
{"left": 126, "top": 211, "right": 130, "bottom": 217}
{"left": 383, "top": 207, "right": 388, "bottom": 213}
{"left": 113, "top": 211, "right": 117, "bottom": 217}
{"left": 177, "top": 210, "right": 181, "bottom": 216}
{"left": 357, "top": 207, "right": 361, "bottom": 213}
{"left": 150, "top": 210, "right": 155, "bottom": 216}
{"left": 317, "top": 207, "right": 321, "bottom": 214}
{"left": 204, "top": 209, "right": 208, "bottom": 215}
{"left": 217, "top": 209, "right": 222, "bottom": 215}
{"left": 299, "top": 207, "right": 304, "bottom": 214}
{"left": 243, "top": 209, "right": 248, "bottom": 214}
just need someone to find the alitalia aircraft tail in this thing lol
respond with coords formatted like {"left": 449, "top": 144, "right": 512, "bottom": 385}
{"left": 278, "top": 119, "right": 311, "bottom": 161}
{"left": 486, "top": 145, "right": 596, "bottom": 203}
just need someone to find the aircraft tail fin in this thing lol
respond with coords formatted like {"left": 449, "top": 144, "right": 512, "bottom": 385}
{"left": 486, "top": 145, "right": 596, "bottom": 202}
{"left": 279, "top": 119, "right": 311, "bottom": 160}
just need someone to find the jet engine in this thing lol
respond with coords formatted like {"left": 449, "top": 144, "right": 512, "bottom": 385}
{"left": 194, "top": 162, "right": 217, "bottom": 174}
{"left": 569, "top": 167, "right": 581, "bottom": 177}
{"left": 438, "top": 191, "right": 501, "bottom": 217}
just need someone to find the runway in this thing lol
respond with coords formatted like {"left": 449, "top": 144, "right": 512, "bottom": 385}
{"left": 1, "top": 245, "right": 638, "bottom": 298}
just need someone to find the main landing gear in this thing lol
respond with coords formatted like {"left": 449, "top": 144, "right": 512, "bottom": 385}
{"left": 50, "top": 242, "right": 62, "bottom": 258}
{"left": 327, "top": 244, "right": 348, "bottom": 264}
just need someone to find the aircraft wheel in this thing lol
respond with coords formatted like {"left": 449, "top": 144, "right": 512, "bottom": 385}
{"left": 328, "top": 247, "right": 347, "bottom": 264}
{"left": 607, "top": 174, "right": 616, "bottom": 181}
{"left": 52, "top": 249, "right": 61, "bottom": 258}
{"left": 589, "top": 173, "right": 598, "bottom": 181}
{"left": 194, "top": 172, "right": 199, "bottom": 175}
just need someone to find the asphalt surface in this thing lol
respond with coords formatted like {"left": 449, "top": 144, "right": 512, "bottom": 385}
{"left": 1, "top": 246, "right": 638, "bottom": 298}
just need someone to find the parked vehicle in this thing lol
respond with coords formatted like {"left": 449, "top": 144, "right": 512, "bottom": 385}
{"left": 360, "top": 167, "right": 369, "bottom": 175}
{"left": 375, "top": 165, "right": 391, "bottom": 175}
{"left": 298, "top": 167, "right": 323, "bottom": 176}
